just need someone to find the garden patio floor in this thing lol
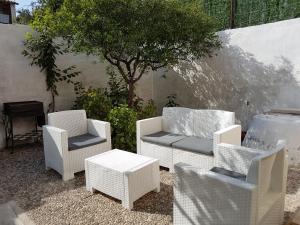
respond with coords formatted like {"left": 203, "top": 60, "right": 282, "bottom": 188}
{"left": 0, "top": 145, "right": 299, "bottom": 225}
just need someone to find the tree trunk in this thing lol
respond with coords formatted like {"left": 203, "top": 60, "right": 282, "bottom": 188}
{"left": 127, "top": 81, "right": 135, "bottom": 107}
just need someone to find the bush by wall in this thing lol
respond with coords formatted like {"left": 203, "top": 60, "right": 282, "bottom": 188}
{"left": 73, "top": 69, "right": 157, "bottom": 152}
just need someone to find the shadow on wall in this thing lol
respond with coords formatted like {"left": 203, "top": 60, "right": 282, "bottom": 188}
{"left": 157, "top": 32, "right": 299, "bottom": 129}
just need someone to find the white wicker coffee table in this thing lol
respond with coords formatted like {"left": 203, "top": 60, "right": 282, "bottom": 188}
{"left": 85, "top": 149, "right": 160, "bottom": 209}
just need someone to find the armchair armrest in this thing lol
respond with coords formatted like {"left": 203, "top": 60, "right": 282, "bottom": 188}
{"left": 87, "top": 119, "right": 111, "bottom": 149}
{"left": 136, "top": 116, "right": 162, "bottom": 154}
{"left": 43, "top": 125, "right": 68, "bottom": 156}
{"left": 214, "top": 125, "right": 241, "bottom": 150}
{"left": 215, "top": 143, "right": 261, "bottom": 175}
{"left": 174, "top": 162, "right": 257, "bottom": 225}
{"left": 87, "top": 119, "right": 111, "bottom": 138}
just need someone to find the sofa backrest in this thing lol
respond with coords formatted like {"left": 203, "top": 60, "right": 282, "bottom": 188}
{"left": 193, "top": 110, "right": 235, "bottom": 138}
{"left": 162, "top": 107, "right": 235, "bottom": 138}
{"left": 162, "top": 107, "right": 194, "bottom": 136}
{"left": 48, "top": 110, "right": 87, "bottom": 137}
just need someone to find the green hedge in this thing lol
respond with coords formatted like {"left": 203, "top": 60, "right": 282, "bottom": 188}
{"left": 202, "top": 0, "right": 300, "bottom": 30}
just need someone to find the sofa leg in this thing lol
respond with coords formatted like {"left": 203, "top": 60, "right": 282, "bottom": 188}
{"left": 63, "top": 173, "right": 75, "bottom": 181}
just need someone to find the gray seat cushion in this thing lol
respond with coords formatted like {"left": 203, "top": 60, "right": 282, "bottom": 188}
{"left": 68, "top": 133, "right": 106, "bottom": 151}
{"left": 141, "top": 131, "right": 186, "bottom": 147}
{"left": 171, "top": 136, "right": 213, "bottom": 155}
{"left": 211, "top": 167, "right": 246, "bottom": 181}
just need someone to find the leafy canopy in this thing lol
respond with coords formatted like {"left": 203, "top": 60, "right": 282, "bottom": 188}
{"left": 33, "top": 0, "right": 220, "bottom": 106}
{"left": 56, "top": 0, "right": 219, "bottom": 67}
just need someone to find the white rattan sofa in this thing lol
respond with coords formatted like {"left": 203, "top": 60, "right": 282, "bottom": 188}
{"left": 43, "top": 110, "right": 111, "bottom": 181}
{"left": 173, "top": 140, "right": 288, "bottom": 225}
{"left": 137, "top": 107, "right": 238, "bottom": 172}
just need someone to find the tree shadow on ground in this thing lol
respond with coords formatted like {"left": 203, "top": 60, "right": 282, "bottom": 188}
{"left": 133, "top": 182, "right": 173, "bottom": 216}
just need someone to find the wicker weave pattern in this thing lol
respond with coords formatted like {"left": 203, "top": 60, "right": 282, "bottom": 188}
{"left": 162, "top": 107, "right": 235, "bottom": 138}
{"left": 137, "top": 108, "right": 236, "bottom": 172}
{"left": 140, "top": 142, "right": 173, "bottom": 169}
{"left": 215, "top": 143, "right": 261, "bottom": 175}
{"left": 162, "top": 107, "right": 194, "bottom": 136}
{"left": 43, "top": 110, "right": 111, "bottom": 181}
{"left": 174, "top": 163, "right": 257, "bottom": 225}
{"left": 85, "top": 150, "right": 160, "bottom": 209}
{"left": 173, "top": 149, "right": 214, "bottom": 172}
{"left": 48, "top": 110, "right": 87, "bottom": 137}
{"left": 174, "top": 142, "right": 288, "bottom": 225}
{"left": 193, "top": 110, "right": 235, "bottom": 138}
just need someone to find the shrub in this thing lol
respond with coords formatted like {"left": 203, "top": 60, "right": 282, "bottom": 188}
{"left": 73, "top": 84, "right": 112, "bottom": 120}
{"left": 165, "top": 94, "right": 180, "bottom": 107}
{"left": 73, "top": 69, "right": 157, "bottom": 152}
{"left": 104, "top": 67, "right": 128, "bottom": 107}
{"left": 107, "top": 105, "right": 138, "bottom": 152}
{"left": 138, "top": 100, "right": 157, "bottom": 119}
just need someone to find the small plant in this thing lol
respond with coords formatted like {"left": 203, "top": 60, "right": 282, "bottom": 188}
{"left": 165, "top": 94, "right": 180, "bottom": 107}
{"left": 107, "top": 105, "right": 138, "bottom": 152}
{"left": 73, "top": 84, "right": 112, "bottom": 120}
{"left": 138, "top": 100, "right": 157, "bottom": 119}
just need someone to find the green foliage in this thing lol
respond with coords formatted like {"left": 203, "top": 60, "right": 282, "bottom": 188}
{"left": 22, "top": 33, "right": 80, "bottom": 112}
{"left": 73, "top": 84, "right": 112, "bottom": 120}
{"left": 16, "top": 9, "right": 33, "bottom": 25}
{"left": 104, "top": 67, "right": 128, "bottom": 107}
{"left": 33, "top": 0, "right": 220, "bottom": 106}
{"left": 107, "top": 105, "right": 138, "bottom": 152}
{"left": 73, "top": 70, "right": 156, "bottom": 152}
{"left": 137, "top": 100, "right": 157, "bottom": 119}
{"left": 202, "top": 0, "right": 300, "bottom": 30}
{"left": 165, "top": 94, "right": 180, "bottom": 107}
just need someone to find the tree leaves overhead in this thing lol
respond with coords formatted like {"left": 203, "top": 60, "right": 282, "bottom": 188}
{"left": 33, "top": 0, "right": 220, "bottom": 106}
{"left": 55, "top": 0, "right": 220, "bottom": 66}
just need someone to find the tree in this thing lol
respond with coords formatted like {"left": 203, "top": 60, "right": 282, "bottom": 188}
{"left": 16, "top": 9, "right": 33, "bottom": 25}
{"left": 35, "top": 0, "right": 221, "bottom": 106}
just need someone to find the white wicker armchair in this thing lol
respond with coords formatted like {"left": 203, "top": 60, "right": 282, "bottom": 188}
{"left": 43, "top": 110, "right": 111, "bottom": 181}
{"left": 173, "top": 140, "right": 288, "bottom": 225}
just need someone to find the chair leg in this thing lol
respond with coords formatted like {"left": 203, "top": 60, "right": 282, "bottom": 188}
{"left": 63, "top": 173, "right": 75, "bottom": 181}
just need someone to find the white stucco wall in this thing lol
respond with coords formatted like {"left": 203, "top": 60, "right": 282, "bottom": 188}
{"left": 1, "top": 18, "right": 299, "bottom": 149}
{"left": 0, "top": 24, "right": 153, "bottom": 149}
{"left": 154, "top": 18, "right": 300, "bottom": 129}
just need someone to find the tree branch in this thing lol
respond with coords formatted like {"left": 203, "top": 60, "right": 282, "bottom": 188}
{"left": 104, "top": 53, "right": 129, "bottom": 83}
{"left": 133, "top": 65, "right": 148, "bottom": 83}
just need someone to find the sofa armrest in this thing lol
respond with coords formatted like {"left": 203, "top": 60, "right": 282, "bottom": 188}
{"left": 215, "top": 143, "right": 261, "bottom": 175}
{"left": 214, "top": 125, "right": 241, "bottom": 149}
{"left": 43, "top": 125, "right": 68, "bottom": 156}
{"left": 174, "top": 162, "right": 257, "bottom": 225}
{"left": 136, "top": 116, "right": 163, "bottom": 154}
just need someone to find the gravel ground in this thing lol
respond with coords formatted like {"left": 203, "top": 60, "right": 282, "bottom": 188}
{"left": 0, "top": 145, "right": 299, "bottom": 225}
